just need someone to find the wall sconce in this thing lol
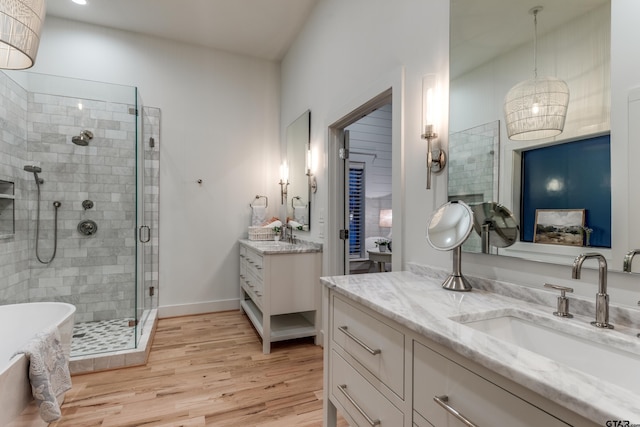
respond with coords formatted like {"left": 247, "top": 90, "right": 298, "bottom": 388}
{"left": 0, "top": 0, "right": 46, "bottom": 69}
{"left": 422, "top": 74, "right": 446, "bottom": 190}
{"left": 279, "top": 162, "right": 289, "bottom": 205}
{"left": 306, "top": 148, "right": 317, "bottom": 193}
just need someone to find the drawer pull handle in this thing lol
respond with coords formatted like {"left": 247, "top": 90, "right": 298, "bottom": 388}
{"left": 338, "top": 326, "right": 381, "bottom": 355}
{"left": 338, "top": 384, "right": 380, "bottom": 426}
{"left": 433, "top": 395, "right": 478, "bottom": 427}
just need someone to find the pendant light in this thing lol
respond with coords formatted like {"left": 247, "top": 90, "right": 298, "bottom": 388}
{"left": 0, "top": 0, "right": 47, "bottom": 69}
{"left": 504, "top": 6, "right": 569, "bottom": 141}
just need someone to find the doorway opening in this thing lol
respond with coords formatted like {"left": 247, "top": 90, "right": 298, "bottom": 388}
{"left": 327, "top": 88, "right": 394, "bottom": 276}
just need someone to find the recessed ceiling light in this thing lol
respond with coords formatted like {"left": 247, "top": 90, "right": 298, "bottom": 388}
{"left": 72, "top": 0, "right": 87, "bottom": 5}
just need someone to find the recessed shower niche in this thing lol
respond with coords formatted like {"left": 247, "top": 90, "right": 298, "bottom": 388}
{"left": 0, "top": 180, "right": 15, "bottom": 237}
{"left": 0, "top": 70, "right": 160, "bottom": 371}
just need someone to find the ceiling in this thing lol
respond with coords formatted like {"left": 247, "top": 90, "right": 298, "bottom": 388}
{"left": 46, "top": 0, "right": 608, "bottom": 72}
{"left": 450, "top": 0, "right": 608, "bottom": 78}
{"left": 45, "top": 0, "right": 319, "bottom": 61}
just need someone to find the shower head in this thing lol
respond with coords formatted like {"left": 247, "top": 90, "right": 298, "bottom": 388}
{"left": 72, "top": 130, "right": 93, "bottom": 146}
{"left": 23, "top": 165, "right": 42, "bottom": 173}
{"left": 24, "top": 165, "right": 44, "bottom": 184}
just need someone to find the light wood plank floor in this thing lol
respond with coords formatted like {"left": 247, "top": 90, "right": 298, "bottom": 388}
{"left": 48, "top": 311, "right": 348, "bottom": 427}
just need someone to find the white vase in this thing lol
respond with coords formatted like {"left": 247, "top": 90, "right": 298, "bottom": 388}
{"left": 379, "top": 245, "right": 387, "bottom": 252}
{"left": 274, "top": 235, "right": 280, "bottom": 241}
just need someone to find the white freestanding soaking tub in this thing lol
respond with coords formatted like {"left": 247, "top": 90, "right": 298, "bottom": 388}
{"left": 0, "top": 302, "right": 76, "bottom": 426}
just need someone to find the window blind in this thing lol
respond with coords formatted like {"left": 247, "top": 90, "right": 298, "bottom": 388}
{"left": 349, "top": 163, "right": 365, "bottom": 258}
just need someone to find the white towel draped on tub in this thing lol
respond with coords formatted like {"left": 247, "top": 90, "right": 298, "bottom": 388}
{"left": 14, "top": 326, "right": 72, "bottom": 422}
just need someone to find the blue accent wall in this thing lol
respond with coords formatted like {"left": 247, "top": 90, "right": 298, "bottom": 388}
{"left": 521, "top": 135, "right": 611, "bottom": 247}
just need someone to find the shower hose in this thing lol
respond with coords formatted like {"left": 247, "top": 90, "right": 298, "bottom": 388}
{"left": 33, "top": 180, "right": 61, "bottom": 264}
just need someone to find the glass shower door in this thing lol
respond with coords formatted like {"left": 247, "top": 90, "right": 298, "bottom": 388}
{"left": 135, "top": 97, "right": 160, "bottom": 346}
{"left": 135, "top": 89, "right": 147, "bottom": 345}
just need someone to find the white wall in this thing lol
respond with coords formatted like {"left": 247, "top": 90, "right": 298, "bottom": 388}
{"left": 29, "top": 17, "right": 281, "bottom": 317}
{"left": 281, "top": 0, "right": 640, "bottom": 307}
{"left": 281, "top": 0, "right": 452, "bottom": 276}
{"left": 347, "top": 104, "right": 392, "bottom": 241}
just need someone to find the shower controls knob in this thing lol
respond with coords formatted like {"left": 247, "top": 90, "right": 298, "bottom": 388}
{"left": 77, "top": 219, "right": 98, "bottom": 236}
{"left": 82, "top": 200, "right": 94, "bottom": 210}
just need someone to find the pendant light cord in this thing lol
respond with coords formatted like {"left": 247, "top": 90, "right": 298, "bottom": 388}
{"left": 532, "top": 8, "right": 539, "bottom": 79}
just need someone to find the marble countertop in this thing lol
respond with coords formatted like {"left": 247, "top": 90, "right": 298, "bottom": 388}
{"left": 239, "top": 239, "right": 322, "bottom": 254}
{"left": 321, "top": 267, "right": 640, "bottom": 424}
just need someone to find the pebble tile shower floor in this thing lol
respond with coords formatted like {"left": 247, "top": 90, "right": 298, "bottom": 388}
{"left": 70, "top": 318, "right": 136, "bottom": 357}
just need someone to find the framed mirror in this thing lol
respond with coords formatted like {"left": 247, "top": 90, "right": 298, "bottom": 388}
{"left": 449, "top": 0, "right": 613, "bottom": 267}
{"left": 286, "top": 110, "right": 311, "bottom": 230}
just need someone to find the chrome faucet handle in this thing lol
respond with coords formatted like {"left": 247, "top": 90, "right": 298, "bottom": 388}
{"left": 623, "top": 249, "right": 640, "bottom": 272}
{"left": 544, "top": 283, "right": 574, "bottom": 318}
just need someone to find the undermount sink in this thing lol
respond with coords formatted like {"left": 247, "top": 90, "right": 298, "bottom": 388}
{"left": 457, "top": 311, "right": 640, "bottom": 394}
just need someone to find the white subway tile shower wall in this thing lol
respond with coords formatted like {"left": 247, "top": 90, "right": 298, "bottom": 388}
{"left": 0, "top": 72, "right": 30, "bottom": 304}
{"left": 26, "top": 92, "right": 137, "bottom": 323}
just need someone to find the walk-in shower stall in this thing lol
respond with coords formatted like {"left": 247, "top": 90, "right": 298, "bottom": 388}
{"left": 0, "top": 71, "right": 160, "bottom": 360}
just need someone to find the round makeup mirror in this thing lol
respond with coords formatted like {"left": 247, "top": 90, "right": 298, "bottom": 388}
{"left": 471, "top": 202, "right": 519, "bottom": 253}
{"left": 427, "top": 200, "right": 474, "bottom": 291}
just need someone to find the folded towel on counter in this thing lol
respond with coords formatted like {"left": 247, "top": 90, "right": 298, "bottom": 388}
{"left": 14, "top": 326, "right": 72, "bottom": 423}
{"left": 251, "top": 206, "right": 267, "bottom": 226}
{"left": 263, "top": 220, "right": 282, "bottom": 229}
{"left": 289, "top": 220, "right": 304, "bottom": 230}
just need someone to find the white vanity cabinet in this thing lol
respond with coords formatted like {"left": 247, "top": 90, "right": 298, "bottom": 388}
{"left": 328, "top": 295, "right": 408, "bottom": 426}
{"left": 413, "top": 341, "right": 570, "bottom": 427}
{"left": 239, "top": 241, "right": 321, "bottom": 354}
{"left": 324, "top": 290, "right": 598, "bottom": 427}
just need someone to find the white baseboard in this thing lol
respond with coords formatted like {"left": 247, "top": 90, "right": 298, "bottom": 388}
{"left": 158, "top": 298, "right": 240, "bottom": 318}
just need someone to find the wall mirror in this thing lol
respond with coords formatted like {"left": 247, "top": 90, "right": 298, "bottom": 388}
{"left": 449, "top": 0, "right": 616, "bottom": 268}
{"left": 286, "top": 110, "right": 311, "bottom": 230}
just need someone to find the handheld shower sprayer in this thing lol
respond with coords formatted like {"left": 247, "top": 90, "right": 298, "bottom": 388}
{"left": 23, "top": 165, "right": 61, "bottom": 264}
{"left": 23, "top": 165, "right": 43, "bottom": 184}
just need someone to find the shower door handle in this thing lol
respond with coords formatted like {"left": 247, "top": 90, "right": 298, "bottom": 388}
{"left": 139, "top": 225, "right": 151, "bottom": 243}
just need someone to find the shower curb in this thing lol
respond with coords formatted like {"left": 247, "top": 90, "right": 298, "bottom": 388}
{"left": 69, "top": 309, "right": 158, "bottom": 375}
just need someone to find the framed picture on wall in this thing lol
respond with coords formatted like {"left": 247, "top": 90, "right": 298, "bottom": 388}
{"left": 534, "top": 209, "right": 585, "bottom": 246}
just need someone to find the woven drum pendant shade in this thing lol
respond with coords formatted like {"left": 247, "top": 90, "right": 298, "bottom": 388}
{"left": 0, "top": 0, "right": 46, "bottom": 69}
{"left": 504, "top": 76, "right": 570, "bottom": 141}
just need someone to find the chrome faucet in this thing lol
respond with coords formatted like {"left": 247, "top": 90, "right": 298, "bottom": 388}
{"left": 623, "top": 249, "right": 640, "bottom": 272}
{"left": 571, "top": 253, "right": 613, "bottom": 329}
{"left": 284, "top": 224, "right": 297, "bottom": 244}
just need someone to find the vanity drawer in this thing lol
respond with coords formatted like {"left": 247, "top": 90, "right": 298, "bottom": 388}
{"left": 413, "top": 341, "right": 570, "bottom": 427}
{"left": 330, "top": 349, "right": 404, "bottom": 427}
{"left": 245, "top": 250, "right": 263, "bottom": 270}
{"left": 332, "top": 295, "right": 405, "bottom": 398}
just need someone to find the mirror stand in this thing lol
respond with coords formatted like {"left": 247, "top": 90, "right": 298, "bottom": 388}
{"left": 426, "top": 200, "right": 474, "bottom": 292}
{"left": 442, "top": 246, "right": 472, "bottom": 291}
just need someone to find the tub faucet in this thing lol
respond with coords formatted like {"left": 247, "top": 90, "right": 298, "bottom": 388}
{"left": 623, "top": 249, "right": 640, "bottom": 272}
{"left": 571, "top": 252, "right": 613, "bottom": 329}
